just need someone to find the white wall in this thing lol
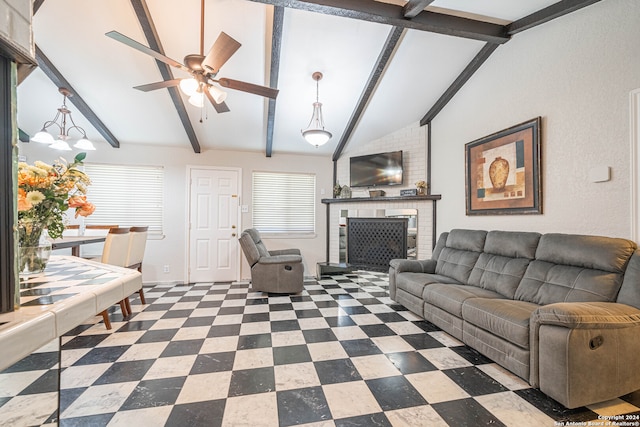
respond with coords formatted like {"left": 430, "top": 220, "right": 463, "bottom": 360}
{"left": 18, "top": 142, "right": 332, "bottom": 283}
{"left": 432, "top": 0, "right": 640, "bottom": 239}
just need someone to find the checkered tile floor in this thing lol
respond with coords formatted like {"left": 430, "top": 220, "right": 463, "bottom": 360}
{"left": 2, "top": 272, "right": 640, "bottom": 426}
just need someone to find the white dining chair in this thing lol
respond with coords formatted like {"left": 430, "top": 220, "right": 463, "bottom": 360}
{"left": 98, "top": 227, "right": 130, "bottom": 329}
{"left": 122, "top": 226, "right": 149, "bottom": 314}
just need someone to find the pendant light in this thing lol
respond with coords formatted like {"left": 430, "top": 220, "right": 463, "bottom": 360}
{"left": 31, "top": 88, "right": 96, "bottom": 150}
{"left": 301, "top": 72, "right": 332, "bottom": 147}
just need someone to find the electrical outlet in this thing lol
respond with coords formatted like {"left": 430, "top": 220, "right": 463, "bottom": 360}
{"left": 163, "top": 265, "right": 170, "bottom": 273}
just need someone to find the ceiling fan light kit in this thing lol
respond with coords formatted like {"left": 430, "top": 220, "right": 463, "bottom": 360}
{"left": 32, "top": 87, "right": 96, "bottom": 151}
{"left": 302, "top": 72, "right": 332, "bottom": 147}
{"left": 105, "top": 0, "right": 277, "bottom": 112}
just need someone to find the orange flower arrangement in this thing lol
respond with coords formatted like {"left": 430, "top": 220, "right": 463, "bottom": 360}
{"left": 18, "top": 153, "right": 95, "bottom": 247}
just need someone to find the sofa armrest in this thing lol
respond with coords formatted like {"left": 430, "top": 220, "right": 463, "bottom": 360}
{"left": 258, "top": 255, "right": 302, "bottom": 265}
{"left": 532, "top": 302, "right": 640, "bottom": 329}
{"left": 269, "top": 248, "right": 301, "bottom": 256}
{"left": 389, "top": 259, "right": 437, "bottom": 274}
{"left": 529, "top": 302, "right": 640, "bottom": 407}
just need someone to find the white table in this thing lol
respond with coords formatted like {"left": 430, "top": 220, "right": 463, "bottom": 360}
{"left": 0, "top": 255, "right": 142, "bottom": 371}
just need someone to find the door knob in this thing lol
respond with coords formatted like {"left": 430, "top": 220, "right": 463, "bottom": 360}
{"left": 232, "top": 225, "right": 236, "bottom": 229}
{"left": 232, "top": 233, "right": 236, "bottom": 237}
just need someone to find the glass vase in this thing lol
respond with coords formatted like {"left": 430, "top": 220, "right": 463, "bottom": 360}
{"left": 18, "top": 242, "right": 52, "bottom": 278}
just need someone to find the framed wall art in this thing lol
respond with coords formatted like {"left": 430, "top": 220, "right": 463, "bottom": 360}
{"left": 465, "top": 117, "right": 542, "bottom": 215}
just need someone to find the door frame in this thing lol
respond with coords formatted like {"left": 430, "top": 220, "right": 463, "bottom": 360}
{"left": 184, "top": 165, "right": 242, "bottom": 284}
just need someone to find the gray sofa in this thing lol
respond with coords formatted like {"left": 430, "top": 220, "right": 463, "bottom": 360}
{"left": 389, "top": 229, "right": 640, "bottom": 408}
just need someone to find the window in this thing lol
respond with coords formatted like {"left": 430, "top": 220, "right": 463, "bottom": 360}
{"left": 252, "top": 172, "right": 316, "bottom": 235}
{"left": 83, "top": 163, "right": 164, "bottom": 236}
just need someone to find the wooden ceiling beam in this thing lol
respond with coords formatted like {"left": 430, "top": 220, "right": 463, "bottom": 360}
{"left": 419, "top": 42, "right": 498, "bottom": 126}
{"left": 130, "top": 0, "right": 201, "bottom": 153}
{"left": 403, "top": 0, "right": 435, "bottom": 19}
{"left": 245, "top": 0, "right": 509, "bottom": 44}
{"left": 35, "top": 45, "right": 120, "bottom": 148}
{"left": 332, "top": 26, "right": 405, "bottom": 161}
{"left": 265, "top": 6, "right": 284, "bottom": 158}
{"left": 508, "top": 0, "right": 602, "bottom": 35}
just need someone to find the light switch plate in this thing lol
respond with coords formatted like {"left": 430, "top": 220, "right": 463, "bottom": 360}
{"left": 589, "top": 166, "right": 610, "bottom": 183}
{"left": 241, "top": 205, "right": 249, "bottom": 213}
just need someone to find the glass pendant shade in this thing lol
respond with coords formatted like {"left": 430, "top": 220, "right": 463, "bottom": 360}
{"left": 31, "top": 130, "right": 55, "bottom": 144}
{"left": 188, "top": 91, "right": 205, "bottom": 108}
{"left": 301, "top": 72, "right": 331, "bottom": 147}
{"left": 179, "top": 78, "right": 199, "bottom": 96}
{"left": 208, "top": 85, "right": 227, "bottom": 104}
{"left": 50, "top": 139, "right": 72, "bottom": 151}
{"left": 74, "top": 138, "right": 96, "bottom": 150}
{"left": 302, "top": 102, "right": 332, "bottom": 147}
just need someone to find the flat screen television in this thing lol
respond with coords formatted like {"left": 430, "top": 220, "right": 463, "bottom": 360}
{"left": 349, "top": 150, "right": 403, "bottom": 188}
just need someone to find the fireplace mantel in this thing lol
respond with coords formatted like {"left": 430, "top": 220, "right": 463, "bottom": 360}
{"left": 321, "top": 194, "right": 441, "bottom": 204}
{"left": 321, "top": 194, "right": 441, "bottom": 263}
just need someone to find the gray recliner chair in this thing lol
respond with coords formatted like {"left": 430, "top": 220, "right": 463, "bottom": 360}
{"left": 239, "top": 228, "right": 304, "bottom": 294}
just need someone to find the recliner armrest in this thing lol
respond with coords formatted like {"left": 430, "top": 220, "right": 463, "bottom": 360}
{"left": 269, "top": 249, "right": 301, "bottom": 256}
{"left": 389, "top": 259, "right": 437, "bottom": 274}
{"left": 258, "top": 255, "right": 303, "bottom": 265}
{"left": 532, "top": 302, "right": 640, "bottom": 329}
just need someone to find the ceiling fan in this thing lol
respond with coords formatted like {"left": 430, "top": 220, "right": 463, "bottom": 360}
{"left": 105, "top": 0, "right": 278, "bottom": 112}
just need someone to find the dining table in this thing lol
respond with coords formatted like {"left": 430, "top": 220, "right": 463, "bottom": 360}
{"left": 50, "top": 235, "right": 107, "bottom": 257}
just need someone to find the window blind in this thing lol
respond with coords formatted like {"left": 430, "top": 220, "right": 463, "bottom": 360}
{"left": 83, "top": 163, "right": 164, "bottom": 236}
{"left": 252, "top": 172, "right": 316, "bottom": 234}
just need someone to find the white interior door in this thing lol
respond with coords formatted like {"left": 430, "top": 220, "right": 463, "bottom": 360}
{"left": 188, "top": 168, "right": 240, "bottom": 282}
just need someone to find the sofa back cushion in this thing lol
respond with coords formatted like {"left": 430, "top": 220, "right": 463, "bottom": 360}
{"left": 618, "top": 250, "right": 640, "bottom": 310}
{"left": 515, "top": 233, "right": 636, "bottom": 304}
{"left": 431, "top": 232, "right": 449, "bottom": 260}
{"left": 468, "top": 231, "right": 541, "bottom": 298}
{"left": 435, "top": 229, "right": 486, "bottom": 285}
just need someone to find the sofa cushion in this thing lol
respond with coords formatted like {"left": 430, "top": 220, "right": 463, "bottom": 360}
{"left": 424, "top": 284, "right": 505, "bottom": 318}
{"left": 435, "top": 229, "right": 487, "bottom": 284}
{"left": 619, "top": 250, "right": 640, "bottom": 310}
{"left": 516, "top": 234, "right": 637, "bottom": 305}
{"left": 468, "top": 230, "right": 540, "bottom": 298}
{"left": 462, "top": 298, "right": 540, "bottom": 349}
{"left": 396, "top": 272, "right": 460, "bottom": 298}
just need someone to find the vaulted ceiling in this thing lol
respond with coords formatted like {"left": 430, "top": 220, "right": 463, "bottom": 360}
{"left": 17, "top": 0, "right": 600, "bottom": 158}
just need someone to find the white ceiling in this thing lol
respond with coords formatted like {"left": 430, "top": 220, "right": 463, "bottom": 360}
{"left": 17, "top": 0, "right": 565, "bottom": 157}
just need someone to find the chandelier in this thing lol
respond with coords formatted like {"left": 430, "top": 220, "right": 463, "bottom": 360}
{"left": 31, "top": 88, "right": 96, "bottom": 151}
{"left": 301, "top": 72, "right": 332, "bottom": 147}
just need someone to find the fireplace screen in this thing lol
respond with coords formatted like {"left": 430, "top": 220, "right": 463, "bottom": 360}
{"left": 347, "top": 218, "right": 408, "bottom": 272}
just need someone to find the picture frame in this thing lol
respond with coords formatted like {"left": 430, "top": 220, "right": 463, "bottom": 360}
{"left": 465, "top": 117, "right": 542, "bottom": 215}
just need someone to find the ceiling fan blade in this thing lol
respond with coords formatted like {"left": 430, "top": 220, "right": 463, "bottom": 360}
{"left": 134, "top": 79, "right": 181, "bottom": 92}
{"left": 106, "top": 31, "right": 190, "bottom": 73}
{"left": 201, "top": 32, "right": 241, "bottom": 75}
{"left": 217, "top": 78, "right": 279, "bottom": 99}
{"left": 205, "top": 90, "right": 230, "bottom": 113}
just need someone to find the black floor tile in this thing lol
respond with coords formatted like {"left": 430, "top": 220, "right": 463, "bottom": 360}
{"left": 295, "top": 309, "right": 322, "bottom": 318}
{"left": 207, "top": 324, "right": 241, "bottom": 338}
{"left": 93, "top": 360, "right": 155, "bottom": 385}
{"left": 116, "top": 320, "right": 157, "bottom": 332}
{"left": 360, "top": 324, "right": 396, "bottom": 337}
{"left": 160, "top": 339, "right": 204, "bottom": 357}
{"left": 182, "top": 316, "right": 216, "bottom": 327}
{"left": 273, "top": 345, "right": 312, "bottom": 365}
{"left": 271, "top": 319, "right": 300, "bottom": 332}
{"left": 61, "top": 334, "right": 110, "bottom": 350}
{"left": 340, "top": 306, "right": 371, "bottom": 315}
{"left": 450, "top": 346, "right": 493, "bottom": 365}
{"left": 59, "top": 387, "right": 87, "bottom": 415}
{"left": 313, "top": 300, "right": 339, "bottom": 308}
{"left": 366, "top": 376, "right": 427, "bottom": 410}
{"left": 277, "top": 386, "right": 332, "bottom": 426}
{"left": 19, "top": 369, "right": 59, "bottom": 394}
{"left": 189, "top": 352, "right": 235, "bottom": 375}
{"left": 242, "top": 313, "right": 270, "bottom": 323}
{"left": 314, "top": 359, "right": 362, "bottom": 385}
{"left": 334, "top": 412, "right": 392, "bottom": 427}
{"left": 515, "top": 388, "right": 598, "bottom": 422}
{"left": 340, "top": 339, "right": 382, "bottom": 357}
{"left": 374, "top": 312, "right": 409, "bottom": 323}
{"left": 1, "top": 351, "right": 59, "bottom": 373}
{"left": 217, "top": 306, "right": 245, "bottom": 315}
{"left": 59, "top": 413, "right": 115, "bottom": 427}
{"left": 269, "top": 303, "right": 294, "bottom": 311}
{"left": 136, "top": 329, "right": 179, "bottom": 344}
{"left": 443, "top": 367, "right": 508, "bottom": 396}
{"left": 165, "top": 399, "right": 226, "bottom": 427}
{"left": 142, "top": 303, "right": 175, "bottom": 312}
{"left": 324, "top": 316, "right": 357, "bottom": 327}
{"left": 401, "top": 333, "right": 445, "bottom": 350}
{"left": 302, "top": 328, "right": 338, "bottom": 343}
{"left": 120, "top": 377, "right": 186, "bottom": 410}
{"left": 228, "top": 367, "right": 275, "bottom": 397}
{"left": 432, "top": 397, "right": 506, "bottom": 427}
{"left": 162, "top": 309, "right": 195, "bottom": 319}
{"left": 237, "top": 333, "right": 272, "bottom": 350}
{"left": 386, "top": 351, "right": 437, "bottom": 375}
{"left": 72, "top": 346, "right": 130, "bottom": 366}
